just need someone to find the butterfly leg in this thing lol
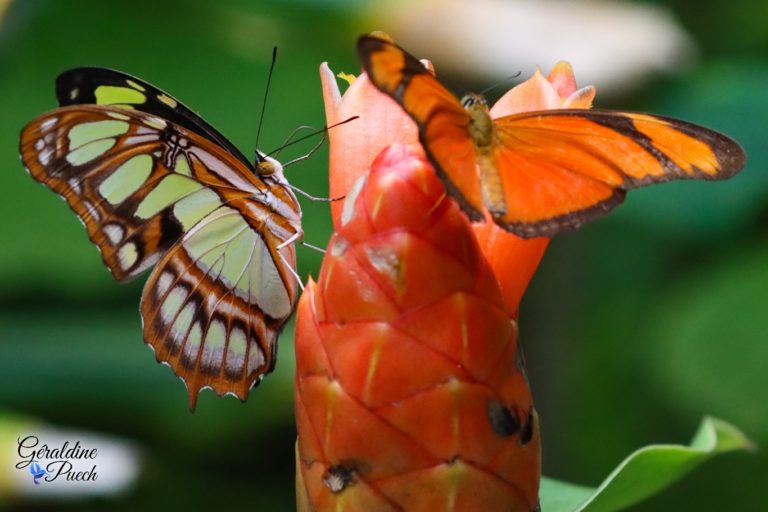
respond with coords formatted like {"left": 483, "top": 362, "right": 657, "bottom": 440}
{"left": 277, "top": 231, "right": 301, "bottom": 250}
{"left": 281, "top": 129, "right": 327, "bottom": 169}
{"left": 288, "top": 183, "right": 344, "bottom": 202}
{"left": 279, "top": 250, "right": 304, "bottom": 292}
{"left": 299, "top": 240, "right": 326, "bottom": 254}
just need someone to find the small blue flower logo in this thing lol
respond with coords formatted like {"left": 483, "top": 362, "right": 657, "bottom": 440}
{"left": 29, "top": 462, "right": 46, "bottom": 485}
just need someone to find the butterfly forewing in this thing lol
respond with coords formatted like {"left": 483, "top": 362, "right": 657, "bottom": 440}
{"left": 357, "top": 35, "right": 486, "bottom": 221}
{"left": 20, "top": 100, "right": 301, "bottom": 408}
{"left": 357, "top": 35, "right": 746, "bottom": 238}
{"left": 57, "top": 67, "right": 254, "bottom": 170}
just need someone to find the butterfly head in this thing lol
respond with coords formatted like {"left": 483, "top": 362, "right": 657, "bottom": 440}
{"left": 461, "top": 94, "right": 494, "bottom": 148}
{"left": 254, "top": 150, "right": 284, "bottom": 178}
{"left": 461, "top": 93, "right": 490, "bottom": 112}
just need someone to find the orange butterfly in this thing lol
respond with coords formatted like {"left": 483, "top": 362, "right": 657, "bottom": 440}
{"left": 357, "top": 35, "right": 746, "bottom": 238}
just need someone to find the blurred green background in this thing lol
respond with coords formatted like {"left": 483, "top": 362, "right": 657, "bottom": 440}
{"left": 0, "top": 0, "right": 764, "bottom": 510}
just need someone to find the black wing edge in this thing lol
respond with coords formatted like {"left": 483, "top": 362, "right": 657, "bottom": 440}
{"left": 56, "top": 66, "right": 254, "bottom": 170}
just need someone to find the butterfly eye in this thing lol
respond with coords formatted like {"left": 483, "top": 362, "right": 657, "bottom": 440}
{"left": 461, "top": 93, "right": 488, "bottom": 110}
{"left": 257, "top": 160, "right": 276, "bottom": 176}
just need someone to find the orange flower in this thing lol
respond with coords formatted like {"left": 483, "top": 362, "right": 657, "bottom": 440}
{"left": 295, "top": 144, "right": 540, "bottom": 511}
{"left": 320, "top": 53, "right": 595, "bottom": 315}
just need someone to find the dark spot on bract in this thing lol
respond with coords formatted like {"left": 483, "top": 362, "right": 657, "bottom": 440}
{"left": 322, "top": 464, "right": 355, "bottom": 493}
{"left": 520, "top": 409, "right": 535, "bottom": 446}
{"left": 487, "top": 399, "right": 519, "bottom": 438}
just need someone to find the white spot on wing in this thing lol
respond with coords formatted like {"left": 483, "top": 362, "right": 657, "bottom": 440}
{"left": 41, "top": 117, "right": 58, "bottom": 130}
{"left": 83, "top": 201, "right": 101, "bottom": 222}
{"left": 183, "top": 322, "right": 202, "bottom": 364}
{"left": 143, "top": 116, "right": 167, "bottom": 130}
{"left": 171, "top": 303, "right": 196, "bottom": 338}
{"left": 226, "top": 328, "right": 247, "bottom": 375}
{"left": 201, "top": 320, "right": 226, "bottom": 372}
{"left": 68, "top": 178, "right": 82, "bottom": 195}
{"left": 103, "top": 223, "right": 124, "bottom": 245}
{"left": 38, "top": 149, "right": 53, "bottom": 166}
{"left": 156, "top": 271, "right": 174, "bottom": 297}
{"left": 246, "top": 341, "right": 265, "bottom": 373}
{"left": 161, "top": 286, "right": 188, "bottom": 324}
{"left": 117, "top": 242, "right": 138, "bottom": 270}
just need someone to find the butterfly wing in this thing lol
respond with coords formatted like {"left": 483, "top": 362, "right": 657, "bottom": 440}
{"left": 56, "top": 67, "right": 254, "bottom": 170}
{"left": 487, "top": 110, "right": 746, "bottom": 237}
{"left": 358, "top": 36, "right": 746, "bottom": 238}
{"left": 142, "top": 205, "right": 297, "bottom": 409}
{"left": 357, "top": 35, "right": 485, "bottom": 221}
{"left": 20, "top": 105, "right": 301, "bottom": 407}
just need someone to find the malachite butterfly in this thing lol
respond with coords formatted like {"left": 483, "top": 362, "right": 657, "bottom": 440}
{"left": 20, "top": 67, "right": 302, "bottom": 410}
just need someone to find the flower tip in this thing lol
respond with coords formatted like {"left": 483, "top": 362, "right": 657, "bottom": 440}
{"left": 547, "top": 60, "right": 578, "bottom": 98}
{"left": 320, "top": 62, "right": 342, "bottom": 122}
{"left": 563, "top": 85, "right": 596, "bottom": 109}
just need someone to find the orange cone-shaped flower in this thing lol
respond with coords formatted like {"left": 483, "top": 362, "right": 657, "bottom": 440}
{"left": 295, "top": 144, "right": 540, "bottom": 511}
{"left": 297, "top": 47, "right": 597, "bottom": 510}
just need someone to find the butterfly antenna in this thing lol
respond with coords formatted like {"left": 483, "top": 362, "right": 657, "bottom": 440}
{"left": 265, "top": 116, "right": 359, "bottom": 163}
{"left": 273, "top": 125, "right": 316, "bottom": 159}
{"left": 254, "top": 46, "right": 278, "bottom": 165}
{"left": 478, "top": 71, "right": 522, "bottom": 97}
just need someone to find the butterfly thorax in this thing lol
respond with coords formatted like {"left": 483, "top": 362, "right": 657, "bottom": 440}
{"left": 255, "top": 151, "right": 283, "bottom": 177}
{"left": 461, "top": 93, "right": 495, "bottom": 150}
{"left": 252, "top": 151, "right": 303, "bottom": 242}
{"left": 461, "top": 93, "right": 507, "bottom": 218}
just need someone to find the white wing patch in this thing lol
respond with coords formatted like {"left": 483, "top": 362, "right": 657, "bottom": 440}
{"left": 181, "top": 206, "right": 291, "bottom": 319}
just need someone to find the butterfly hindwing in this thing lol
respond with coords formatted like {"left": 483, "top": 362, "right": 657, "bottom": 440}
{"left": 489, "top": 110, "right": 745, "bottom": 236}
{"left": 142, "top": 205, "right": 297, "bottom": 406}
{"left": 20, "top": 98, "right": 301, "bottom": 408}
{"left": 357, "top": 35, "right": 746, "bottom": 238}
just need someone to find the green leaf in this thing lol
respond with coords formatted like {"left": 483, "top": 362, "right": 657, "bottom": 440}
{"left": 540, "top": 417, "right": 754, "bottom": 512}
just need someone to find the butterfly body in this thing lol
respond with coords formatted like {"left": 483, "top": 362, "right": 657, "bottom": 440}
{"left": 20, "top": 69, "right": 301, "bottom": 408}
{"left": 460, "top": 93, "right": 514, "bottom": 222}
{"left": 462, "top": 94, "right": 495, "bottom": 147}
{"left": 358, "top": 35, "right": 746, "bottom": 238}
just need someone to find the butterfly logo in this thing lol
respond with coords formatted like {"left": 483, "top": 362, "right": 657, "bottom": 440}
{"left": 20, "top": 67, "right": 302, "bottom": 409}
{"left": 357, "top": 35, "right": 746, "bottom": 238}
{"left": 29, "top": 462, "right": 46, "bottom": 485}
